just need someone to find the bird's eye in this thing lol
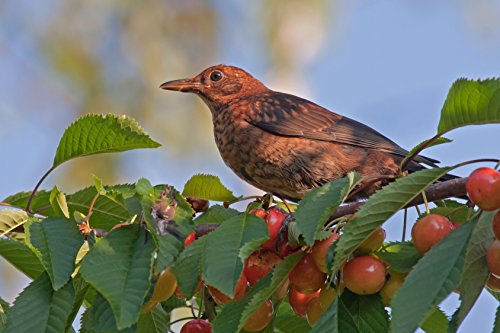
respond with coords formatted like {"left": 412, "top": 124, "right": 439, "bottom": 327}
{"left": 209, "top": 70, "right": 223, "bottom": 81}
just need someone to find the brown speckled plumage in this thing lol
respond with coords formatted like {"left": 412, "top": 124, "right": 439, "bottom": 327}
{"left": 160, "top": 65, "right": 437, "bottom": 201}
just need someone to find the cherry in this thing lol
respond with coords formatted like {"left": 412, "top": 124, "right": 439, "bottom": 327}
{"left": 142, "top": 268, "right": 177, "bottom": 313}
{"left": 306, "top": 297, "right": 325, "bottom": 326}
{"left": 244, "top": 250, "right": 282, "bottom": 285}
{"left": 486, "top": 240, "right": 500, "bottom": 277}
{"left": 288, "top": 287, "right": 320, "bottom": 317}
{"left": 280, "top": 243, "right": 301, "bottom": 258}
{"left": 249, "top": 208, "right": 268, "bottom": 220}
{"left": 274, "top": 278, "right": 290, "bottom": 300}
{"left": 311, "top": 232, "right": 340, "bottom": 273}
{"left": 262, "top": 208, "right": 286, "bottom": 251}
{"left": 180, "top": 319, "right": 212, "bottom": 333}
{"left": 242, "top": 299, "right": 274, "bottom": 332}
{"left": 493, "top": 210, "right": 500, "bottom": 240}
{"left": 289, "top": 253, "right": 326, "bottom": 294}
{"left": 379, "top": 272, "right": 405, "bottom": 305}
{"left": 184, "top": 232, "right": 196, "bottom": 247}
{"left": 186, "top": 197, "right": 209, "bottom": 213}
{"left": 319, "top": 284, "right": 337, "bottom": 308}
{"left": 206, "top": 274, "right": 248, "bottom": 305}
{"left": 355, "top": 227, "right": 386, "bottom": 254}
{"left": 487, "top": 274, "right": 500, "bottom": 292}
{"left": 342, "top": 255, "right": 386, "bottom": 295}
{"left": 466, "top": 167, "right": 500, "bottom": 211}
{"left": 411, "top": 214, "right": 455, "bottom": 254}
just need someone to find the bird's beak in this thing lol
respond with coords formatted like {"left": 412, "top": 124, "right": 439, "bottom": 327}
{"left": 159, "top": 77, "right": 200, "bottom": 93}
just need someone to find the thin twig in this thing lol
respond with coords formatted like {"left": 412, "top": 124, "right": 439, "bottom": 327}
{"left": 25, "top": 166, "right": 56, "bottom": 213}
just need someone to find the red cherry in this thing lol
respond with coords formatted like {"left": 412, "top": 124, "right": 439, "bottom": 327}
{"left": 487, "top": 274, "right": 500, "bottom": 291}
{"left": 206, "top": 274, "right": 247, "bottom": 305}
{"left": 242, "top": 299, "right": 274, "bottom": 332}
{"left": 244, "top": 250, "right": 282, "bottom": 285}
{"left": 289, "top": 253, "right": 326, "bottom": 294}
{"left": 280, "top": 243, "right": 301, "bottom": 258}
{"left": 184, "top": 232, "right": 196, "bottom": 247}
{"left": 411, "top": 214, "right": 455, "bottom": 254}
{"left": 262, "top": 209, "right": 286, "bottom": 251}
{"left": 311, "top": 232, "right": 340, "bottom": 273}
{"left": 466, "top": 167, "right": 500, "bottom": 211}
{"left": 180, "top": 319, "right": 212, "bottom": 333}
{"left": 486, "top": 240, "right": 500, "bottom": 277}
{"left": 288, "top": 287, "right": 320, "bottom": 317}
{"left": 249, "top": 208, "right": 268, "bottom": 220}
{"left": 342, "top": 255, "right": 386, "bottom": 295}
{"left": 493, "top": 210, "right": 500, "bottom": 241}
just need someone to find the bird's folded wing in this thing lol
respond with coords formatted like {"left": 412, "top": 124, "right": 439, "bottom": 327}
{"left": 245, "top": 92, "right": 438, "bottom": 165}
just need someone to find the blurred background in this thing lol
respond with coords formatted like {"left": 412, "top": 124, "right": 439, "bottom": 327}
{"left": 1, "top": 0, "right": 500, "bottom": 331}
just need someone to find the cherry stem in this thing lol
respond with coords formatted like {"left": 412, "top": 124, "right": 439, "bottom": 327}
{"left": 169, "top": 316, "right": 198, "bottom": 326}
{"left": 25, "top": 166, "right": 56, "bottom": 214}
{"left": 402, "top": 208, "right": 408, "bottom": 242}
{"left": 224, "top": 195, "right": 262, "bottom": 208}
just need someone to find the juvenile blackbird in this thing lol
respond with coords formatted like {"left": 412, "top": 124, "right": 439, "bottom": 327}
{"left": 160, "top": 65, "right": 439, "bottom": 201}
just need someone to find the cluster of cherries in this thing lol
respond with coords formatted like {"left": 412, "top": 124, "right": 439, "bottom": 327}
{"left": 176, "top": 166, "right": 500, "bottom": 332}
{"left": 180, "top": 206, "right": 391, "bottom": 332}
{"left": 466, "top": 167, "right": 500, "bottom": 291}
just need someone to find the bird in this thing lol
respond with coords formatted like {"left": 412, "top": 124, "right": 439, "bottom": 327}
{"left": 160, "top": 64, "right": 440, "bottom": 201}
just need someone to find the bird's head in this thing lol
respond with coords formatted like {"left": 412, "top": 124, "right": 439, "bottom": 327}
{"left": 160, "top": 65, "right": 267, "bottom": 107}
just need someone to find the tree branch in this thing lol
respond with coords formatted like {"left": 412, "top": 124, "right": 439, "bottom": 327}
{"left": 194, "top": 177, "right": 468, "bottom": 237}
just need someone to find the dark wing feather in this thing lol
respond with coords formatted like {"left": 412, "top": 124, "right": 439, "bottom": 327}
{"left": 245, "top": 91, "right": 438, "bottom": 165}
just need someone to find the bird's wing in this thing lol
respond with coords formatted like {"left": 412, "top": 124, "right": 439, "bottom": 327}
{"left": 245, "top": 92, "right": 438, "bottom": 165}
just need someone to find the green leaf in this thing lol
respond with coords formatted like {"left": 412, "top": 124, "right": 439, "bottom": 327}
{"left": 421, "top": 306, "right": 449, "bottom": 333}
{"left": 391, "top": 221, "right": 474, "bottom": 333}
{"left": 136, "top": 304, "right": 170, "bottom": 333}
{"left": 173, "top": 214, "right": 268, "bottom": 298}
{"left": 92, "top": 174, "right": 106, "bottom": 195}
{"left": 377, "top": 241, "right": 422, "bottom": 273}
{"left": 340, "top": 291, "right": 390, "bottom": 333}
{"left": 26, "top": 217, "right": 84, "bottom": 290}
{"left": 171, "top": 236, "right": 205, "bottom": 298}
{"left": 204, "top": 214, "right": 268, "bottom": 296}
{"left": 80, "top": 292, "right": 135, "bottom": 333}
{"left": 156, "top": 233, "right": 183, "bottom": 272}
{"left": 49, "top": 186, "right": 70, "bottom": 218}
{"left": 3, "top": 273, "right": 78, "bottom": 333}
{"left": 493, "top": 305, "right": 500, "bottom": 333}
{"left": 401, "top": 137, "right": 451, "bottom": 168}
{"left": 53, "top": 114, "right": 160, "bottom": 168}
{"left": 430, "top": 203, "right": 470, "bottom": 224}
{"left": 0, "top": 209, "right": 29, "bottom": 240}
{"left": 332, "top": 167, "right": 452, "bottom": 272}
{"left": 3, "top": 184, "right": 138, "bottom": 221}
{"left": 0, "top": 297, "right": 9, "bottom": 330}
{"left": 295, "top": 173, "right": 359, "bottom": 245}
{"left": 182, "top": 174, "right": 238, "bottom": 202}
{"left": 438, "top": 78, "right": 500, "bottom": 133}
{"left": 194, "top": 205, "right": 239, "bottom": 225}
{"left": 0, "top": 238, "right": 44, "bottom": 278}
{"left": 213, "top": 252, "right": 303, "bottom": 333}
{"left": 68, "top": 187, "right": 132, "bottom": 230}
{"left": 310, "top": 296, "right": 360, "bottom": 333}
{"left": 80, "top": 225, "right": 155, "bottom": 329}
{"left": 449, "top": 211, "right": 496, "bottom": 332}
{"left": 274, "top": 303, "right": 311, "bottom": 333}
{"left": 3, "top": 190, "right": 54, "bottom": 215}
